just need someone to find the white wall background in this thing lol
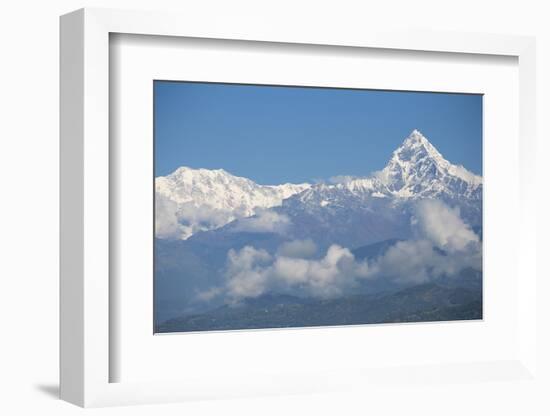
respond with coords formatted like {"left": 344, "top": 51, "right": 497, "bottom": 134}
{"left": 0, "top": 1, "right": 548, "bottom": 415}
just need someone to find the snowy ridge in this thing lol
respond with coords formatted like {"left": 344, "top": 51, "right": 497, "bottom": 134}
{"left": 156, "top": 166, "right": 310, "bottom": 210}
{"left": 155, "top": 167, "right": 310, "bottom": 239}
{"left": 377, "top": 129, "right": 482, "bottom": 198}
{"left": 156, "top": 130, "right": 482, "bottom": 240}
{"left": 288, "top": 129, "right": 482, "bottom": 209}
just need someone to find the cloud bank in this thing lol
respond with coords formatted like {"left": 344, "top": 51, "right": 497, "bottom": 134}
{"left": 219, "top": 241, "right": 370, "bottom": 301}
{"left": 413, "top": 199, "right": 480, "bottom": 253}
{"left": 231, "top": 209, "right": 291, "bottom": 234}
{"left": 155, "top": 200, "right": 291, "bottom": 240}
{"left": 155, "top": 194, "right": 192, "bottom": 239}
{"left": 369, "top": 199, "right": 481, "bottom": 283}
{"left": 155, "top": 194, "right": 241, "bottom": 240}
{"left": 198, "top": 200, "right": 482, "bottom": 302}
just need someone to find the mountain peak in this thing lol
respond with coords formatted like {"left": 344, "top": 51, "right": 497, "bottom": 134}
{"left": 405, "top": 129, "right": 427, "bottom": 143}
{"left": 375, "top": 130, "right": 481, "bottom": 198}
{"left": 156, "top": 131, "right": 482, "bottom": 240}
{"left": 393, "top": 129, "right": 445, "bottom": 165}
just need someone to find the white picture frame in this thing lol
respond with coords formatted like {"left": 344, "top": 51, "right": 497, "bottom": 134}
{"left": 60, "top": 7, "right": 538, "bottom": 408}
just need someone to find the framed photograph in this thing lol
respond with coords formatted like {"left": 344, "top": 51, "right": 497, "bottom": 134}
{"left": 60, "top": 8, "right": 538, "bottom": 408}
{"left": 153, "top": 82, "right": 484, "bottom": 334}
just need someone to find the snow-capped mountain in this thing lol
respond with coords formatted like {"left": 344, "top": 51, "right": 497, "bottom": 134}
{"left": 286, "top": 129, "right": 482, "bottom": 211}
{"left": 156, "top": 130, "right": 482, "bottom": 242}
{"left": 156, "top": 167, "right": 310, "bottom": 239}
{"left": 377, "top": 129, "right": 482, "bottom": 199}
{"left": 155, "top": 130, "right": 483, "bottom": 321}
{"left": 223, "top": 130, "right": 481, "bottom": 249}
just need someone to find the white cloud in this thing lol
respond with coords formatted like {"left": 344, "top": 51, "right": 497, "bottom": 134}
{"left": 413, "top": 199, "right": 479, "bottom": 253}
{"left": 272, "top": 244, "right": 370, "bottom": 297}
{"left": 369, "top": 239, "right": 437, "bottom": 284}
{"left": 156, "top": 197, "right": 290, "bottom": 241}
{"left": 369, "top": 199, "right": 482, "bottom": 283}
{"left": 224, "top": 246, "right": 273, "bottom": 299}
{"left": 155, "top": 193, "right": 240, "bottom": 240}
{"left": 155, "top": 194, "right": 192, "bottom": 239}
{"left": 177, "top": 203, "right": 236, "bottom": 231}
{"left": 231, "top": 209, "right": 291, "bottom": 234}
{"left": 328, "top": 175, "right": 359, "bottom": 184}
{"left": 196, "top": 200, "right": 482, "bottom": 302}
{"left": 217, "top": 242, "right": 370, "bottom": 301}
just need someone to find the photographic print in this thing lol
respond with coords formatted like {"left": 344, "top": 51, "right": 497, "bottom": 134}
{"left": 154, "top": 81, "right": 483, "bottom": 333}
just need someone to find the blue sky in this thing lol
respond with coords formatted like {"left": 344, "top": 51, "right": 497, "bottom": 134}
{"left": 154, "top": 81, "right": 482, "bottom": 184}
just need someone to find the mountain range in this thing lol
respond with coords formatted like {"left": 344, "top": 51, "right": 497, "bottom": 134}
{"left": 156, "top": 166, "right": 310, "bottom": 239}
{"left": 154, "top": 130, "right": 483, "bottom": 327}
{"left": 156, "top": 130, "right": 482, "bottom": 242}
{"left": 157, "top": 282, "right": 482, "bottom": 333}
